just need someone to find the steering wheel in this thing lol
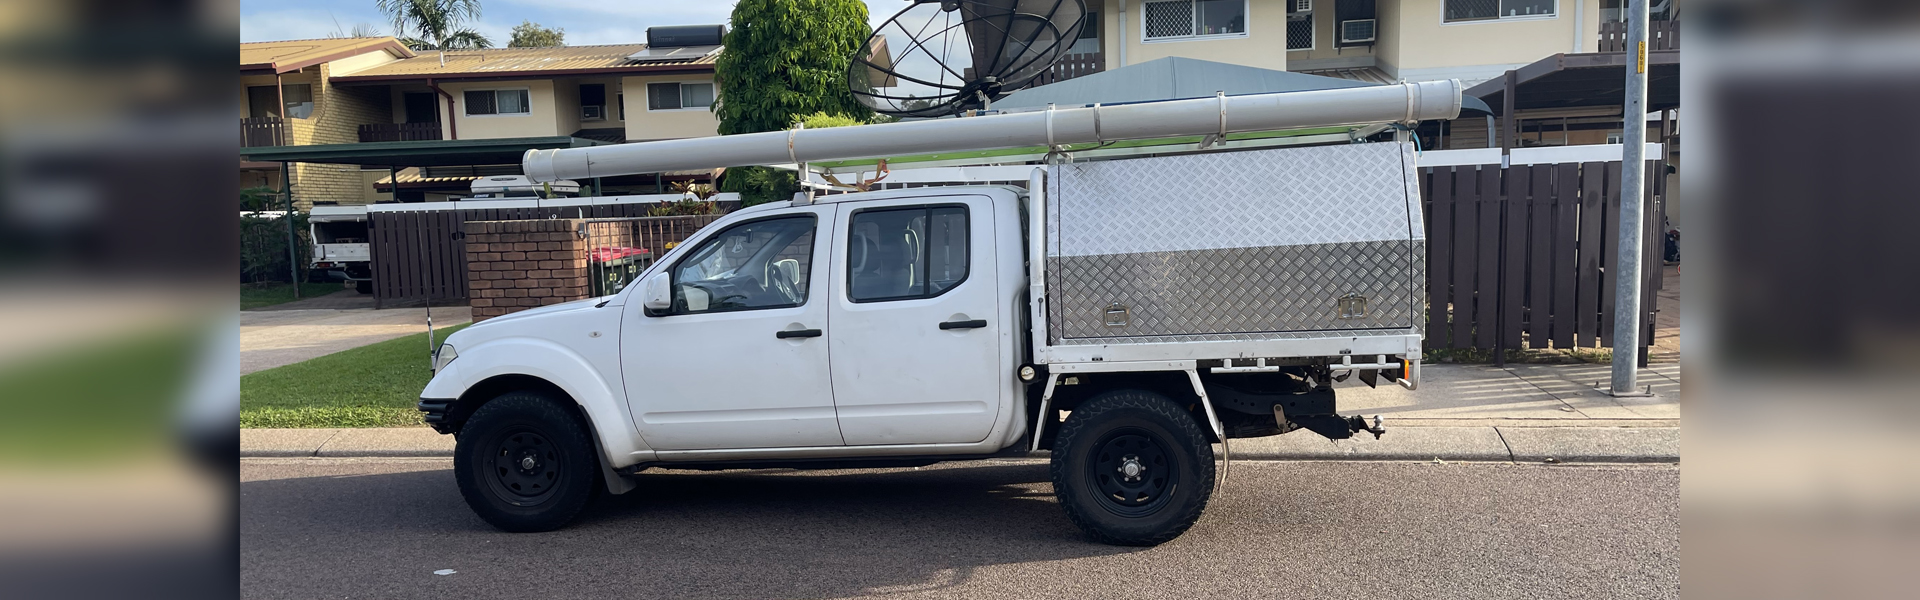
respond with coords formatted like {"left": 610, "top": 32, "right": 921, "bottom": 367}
{"left": 768, "top": 270, "right": 801, "bottom": 304}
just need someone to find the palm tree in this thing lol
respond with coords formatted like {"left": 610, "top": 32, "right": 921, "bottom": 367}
{"left": 376, "top": 0, "right": 493, "bottom": 51}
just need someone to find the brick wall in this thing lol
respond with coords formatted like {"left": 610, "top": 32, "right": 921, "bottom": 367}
{"left": 288, "top": 63, "right": 395, "bottom": 210}
{"left": 465, "top": 220, "right": 591, "bottom": 321}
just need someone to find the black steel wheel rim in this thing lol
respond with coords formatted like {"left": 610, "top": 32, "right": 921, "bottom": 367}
{"left": 1086, "top": 427, "right": 1178, "bottom": 517}
{"left": 484, "top": 426, "right": 562, "bottom": 506}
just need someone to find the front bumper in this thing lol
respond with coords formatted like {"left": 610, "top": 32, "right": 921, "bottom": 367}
{"left": 417, "top": 398, "right": 456, "bottom": 434}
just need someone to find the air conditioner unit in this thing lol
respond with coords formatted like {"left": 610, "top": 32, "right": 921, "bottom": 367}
{"left": 581, "top": 105, "right": 605, "bottom": 121}
{"left": 1340, "top": 19, "right": 1377, "bottom": 44}
{"left": 1289, "top": 0, "right": 1313, "bottom": 14}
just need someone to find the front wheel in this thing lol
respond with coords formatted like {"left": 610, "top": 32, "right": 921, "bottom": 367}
{"left": 1050, "top": 390, "right": 1216, "bottom": 546}
{"left": 454, "top": 392, "right": 599, "bottom": 532}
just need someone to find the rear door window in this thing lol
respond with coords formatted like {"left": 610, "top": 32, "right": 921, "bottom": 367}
{"left": 846, "top": 206, "right": 968, "bottom": 302}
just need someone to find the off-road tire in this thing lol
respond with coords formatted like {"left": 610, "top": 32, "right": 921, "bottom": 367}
{"left": 355, "top": 280, "right": 373, "bottom": 294}
{"left": 1050, "top": 389, "right": 1215, "bottom": 546}
{"left": 454, "top": 392, "right": 599, "bottom": 532}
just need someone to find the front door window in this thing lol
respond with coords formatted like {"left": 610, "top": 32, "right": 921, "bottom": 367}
{"left": 669, "top": 216, "right": 816, "bottom": 314}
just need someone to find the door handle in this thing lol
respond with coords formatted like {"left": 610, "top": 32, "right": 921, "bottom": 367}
{"left": 776, "top": 328, "right": 822, "bottom": 339}
{"left": 939, "top": 319, "right": 988, "bottom": 330}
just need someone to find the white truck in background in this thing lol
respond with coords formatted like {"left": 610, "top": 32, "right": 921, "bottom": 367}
{"left": 417, "top": 81, "right": 1460, "bottom": 545}
{"left": 307, "top": 205, "right": 372, "bottom": 294}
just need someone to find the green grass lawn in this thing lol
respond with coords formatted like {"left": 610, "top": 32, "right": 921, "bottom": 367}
{"left": 241, "top": 282, "right": 347, "bottom": 310}
{"left": 241, "top": 323, "right": 470, "bottom": 428}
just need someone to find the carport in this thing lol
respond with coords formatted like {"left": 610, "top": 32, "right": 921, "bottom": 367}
{"left": 1449, "top": 50, "right": 1682, "bottom": 153}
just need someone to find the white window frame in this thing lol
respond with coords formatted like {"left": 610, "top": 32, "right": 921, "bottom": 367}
{"left": 645, "top": 80, "right": 717, "bottom": 112}
{"left": 1141, "top": 0, "right": 1251, "bottom": 44}
{"left": 461, "top": 87, "right": 533, "bottom": 118}
{"left": 1441, "top": 0, "right": 1559, "bottom": 26}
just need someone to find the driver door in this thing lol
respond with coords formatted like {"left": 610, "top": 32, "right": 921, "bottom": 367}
{"left": 621, "top": 205, "right": 843, "bottom": 450}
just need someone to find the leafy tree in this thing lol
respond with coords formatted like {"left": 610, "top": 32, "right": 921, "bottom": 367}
{"left": 508, "top": 20, "right": 565, "bottom": 48}
{"left": 713, "top": 0, "right": 875, "bottom": 204}
{"left": 377, "top": 0, "right": 493, "bottom": 51}
{"left": 792, "top": 111, "right": 865, "bottom": 129}
{"left": 714, "top": 0, "right": 873, "bottom": 134}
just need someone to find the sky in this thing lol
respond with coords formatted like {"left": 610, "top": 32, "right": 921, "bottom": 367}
{"left": 239, "top": 0, "right": 909, "bottom": 47}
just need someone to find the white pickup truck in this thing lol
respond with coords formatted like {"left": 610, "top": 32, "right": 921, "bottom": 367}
{"left": 419, "top": 140, "right": 1426, "bottom": 545}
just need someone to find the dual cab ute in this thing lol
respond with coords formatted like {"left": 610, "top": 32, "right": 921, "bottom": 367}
{"left": 418, "top": 141, "right": 1426, "bottom": 546}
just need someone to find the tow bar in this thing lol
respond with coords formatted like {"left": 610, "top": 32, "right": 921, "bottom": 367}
{"left": 1275, "top": 405, "right": 1387, "bottom": 440}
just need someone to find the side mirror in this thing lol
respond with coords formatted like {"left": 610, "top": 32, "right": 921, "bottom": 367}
{"left": 642, "top": 271, "right": 672, "bottom": 312}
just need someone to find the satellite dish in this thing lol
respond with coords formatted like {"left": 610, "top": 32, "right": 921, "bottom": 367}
{"left": 850, "top": 0, "right": 1089, "bottom": 118}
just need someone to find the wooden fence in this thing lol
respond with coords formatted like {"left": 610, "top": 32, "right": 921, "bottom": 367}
{"left": 1599, "top": 19, "right": 1680, "bottom": 53}
{"left": 1421, "top": 158, "right": 1666, "bottom": 360}
{"left": 368, "top": 204, "right": 718, "bottom": 307}
{"left": 358, "top": 122, "right": 444, "bottom": 143}
{"left": 240, "top": 116, "right": 285, "bottom": 148}
{"left": 1031, "top": 52, "right": 1105, "bottom": 87}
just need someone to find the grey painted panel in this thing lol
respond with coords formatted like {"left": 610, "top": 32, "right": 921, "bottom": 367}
{"left": 1047, "top": 240, "right": 1419, "bottom": 341}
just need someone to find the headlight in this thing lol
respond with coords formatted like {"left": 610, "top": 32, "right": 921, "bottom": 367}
{"left": 432, "top": 343, "right": 458, "bottom": 374}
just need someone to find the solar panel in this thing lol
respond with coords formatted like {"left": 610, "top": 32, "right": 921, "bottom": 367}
{"left": 625, "top": 45, "right": 721, "bottom": 63}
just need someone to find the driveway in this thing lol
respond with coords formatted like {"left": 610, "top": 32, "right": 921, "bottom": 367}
{"left": 241, "top": 304, "right": 472, "bottom": 374}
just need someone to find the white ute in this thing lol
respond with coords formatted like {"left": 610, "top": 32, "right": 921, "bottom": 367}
{"left": 419, "top": 80, "right": 1462, "bottom": 545}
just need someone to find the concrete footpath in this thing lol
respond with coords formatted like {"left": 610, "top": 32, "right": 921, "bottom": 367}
{"left": 241, "top": 362, "right": 1679, "bottom": 463}
{"left": 241, "top": 303, "right": 471, "bottom": 374}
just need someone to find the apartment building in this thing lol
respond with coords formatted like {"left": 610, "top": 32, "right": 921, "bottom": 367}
{"left": 1038, "top": 0, "right": 1675, "bottom": 151}
{"left": 1054, "top": 0, "right": 1663, "bottom": 86}
{"left": 240, "top": 28, "right": 725, "bottom": 208}
{"left": 240, "top": 37, "right": 414, "bottom": 209}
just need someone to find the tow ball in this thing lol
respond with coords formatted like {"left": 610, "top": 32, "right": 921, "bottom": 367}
{"left": 1346, "top": 415, "right": 1387, "bottom": 440}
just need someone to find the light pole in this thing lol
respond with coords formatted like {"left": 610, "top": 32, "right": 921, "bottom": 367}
{"left": 1610, "top": 0, "right": 1651, "bottom": 396}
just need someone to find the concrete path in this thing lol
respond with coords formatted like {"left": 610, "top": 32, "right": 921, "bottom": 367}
{"left": 241, "top": 305, "right": 471, "bottom": 374}
{"left": 241, "top": 424, "right": 1677, "bottom": 463}
{"left": 241, "top": 361, "right": 1681, "bottom": 462}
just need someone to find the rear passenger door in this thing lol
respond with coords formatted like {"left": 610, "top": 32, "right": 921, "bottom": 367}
{"left": 828, "top": 195, "right": 1001, "bottom": 446}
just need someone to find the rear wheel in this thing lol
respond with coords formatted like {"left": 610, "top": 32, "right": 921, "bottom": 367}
{"left": 454, "top": 392, "right": 598, "bottom": 532}
{"left": 1050, "top": 389, "right": 1215, "bottom": 546}
{"left": 354, "top": 280, "right": 373, "bottom": 294}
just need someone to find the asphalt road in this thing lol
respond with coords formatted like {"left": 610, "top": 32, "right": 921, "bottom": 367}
{"left": 241, "top": 458, "right": 1678, "bottom": 599}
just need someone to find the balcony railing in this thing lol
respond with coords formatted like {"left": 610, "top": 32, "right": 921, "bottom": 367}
{"left": 359, "top": 122, "right": 444, "bottom": 143}
{"left": 241, "top": 116, "right": 286, "bottom": 148}
{"left": 1031, "top": 52, "right": 1105, "bottom": 87}
{"left": 1599, "top": 20, "right": 1680, "bottom": 53}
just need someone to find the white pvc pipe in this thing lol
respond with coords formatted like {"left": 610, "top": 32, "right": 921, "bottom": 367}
{"left": 525, "top": 79, "right": 1464, "bottom": 182}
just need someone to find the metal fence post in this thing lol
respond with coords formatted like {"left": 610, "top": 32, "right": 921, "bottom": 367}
{"left": 282, "top": 160, "right": 299, "bottom": 298}
{"left": 1610, "top": 0, "right": 1651, "bottom": 396}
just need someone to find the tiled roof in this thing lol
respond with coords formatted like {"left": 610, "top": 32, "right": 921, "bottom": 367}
{"left": 241, "top": 37, "right": 414, "bottom": 73}
{"left": 332, "top": 44, "right": 716, "bottom": 82}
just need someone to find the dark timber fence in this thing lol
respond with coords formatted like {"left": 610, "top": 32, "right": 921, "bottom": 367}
{"left": 367, "top": 203, "right": 724, "bottom": 307}
{"left": 1420, "top": 157, "right": 1666, "bottom": 361}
